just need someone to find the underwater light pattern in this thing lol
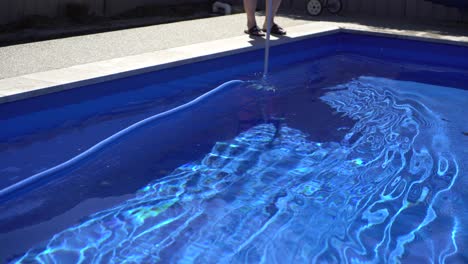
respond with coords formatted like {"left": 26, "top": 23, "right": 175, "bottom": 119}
{"left": 15, "top": 79, "right": 460, "bottom": 263}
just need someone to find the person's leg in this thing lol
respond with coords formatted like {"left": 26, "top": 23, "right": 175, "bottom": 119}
{"left": 244, "top": 0, "right": 258, "bottom": 29}
{"left": 263, "top": 0, "right": 282, "bottom": 29}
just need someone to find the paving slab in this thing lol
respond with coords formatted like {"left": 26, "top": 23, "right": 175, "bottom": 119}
{"left": 0, "top": 14, "right": 312, "bottom": 80}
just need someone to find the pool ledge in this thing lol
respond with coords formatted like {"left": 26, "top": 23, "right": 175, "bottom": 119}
{"left": 0, "top": 22, "right": 467, "bottom": 104}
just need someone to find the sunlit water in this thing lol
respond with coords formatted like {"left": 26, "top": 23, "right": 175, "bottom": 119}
{"left": 13, "top": 75, "right": 466, "bottom": 263}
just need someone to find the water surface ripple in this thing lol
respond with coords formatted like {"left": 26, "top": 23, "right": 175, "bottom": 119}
{"left": 16, "top": 78, "right": 460, "bottom": 263}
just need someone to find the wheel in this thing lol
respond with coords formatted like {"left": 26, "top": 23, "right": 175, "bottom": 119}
{"left": 327, "top": 0, "right": 342, "bottom": 14}
{"left": 307, "top": 0, "right": 323, "bottom": 16}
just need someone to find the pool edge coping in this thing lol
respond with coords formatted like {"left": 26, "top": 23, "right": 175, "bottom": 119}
{"left": 0, "top": 23, "right": 467, "bottom": 104}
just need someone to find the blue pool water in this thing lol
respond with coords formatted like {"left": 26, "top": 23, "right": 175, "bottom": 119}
{"left": 0, "top": 33, "right": 467, "bottom": 263}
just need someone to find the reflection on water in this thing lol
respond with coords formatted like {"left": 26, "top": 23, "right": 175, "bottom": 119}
{"left": 15, "top": 77, "right": 461, "bottom": 263}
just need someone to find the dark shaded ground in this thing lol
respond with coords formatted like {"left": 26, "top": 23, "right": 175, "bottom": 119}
{"left": 306, "top": 13, "right": 468, "bottom": 37}
{"left": 0, "top": 3, "right": 239, "bottom": 47}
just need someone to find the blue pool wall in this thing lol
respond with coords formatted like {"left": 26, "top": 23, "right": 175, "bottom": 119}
{"left": 2, "top": 32, "right": 468, "bottom": 143}
{"left": 340, "top": 33, "right": 468, "bottom": 69}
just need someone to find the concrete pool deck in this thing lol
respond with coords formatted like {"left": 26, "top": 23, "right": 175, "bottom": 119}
{"left": 0, "top": 13, "right": 467, "bottom": 104}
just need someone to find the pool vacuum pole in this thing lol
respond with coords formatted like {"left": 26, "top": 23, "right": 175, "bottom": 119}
{"left": 263, "top": 0, "right": 273, "bottom": 78}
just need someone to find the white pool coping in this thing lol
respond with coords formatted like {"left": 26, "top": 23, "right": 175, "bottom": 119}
{"left": 0, "top": 22, "right": 467, "bottom": 104}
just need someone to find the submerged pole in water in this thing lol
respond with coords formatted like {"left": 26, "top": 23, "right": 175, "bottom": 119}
{"left": 263, "top": 0, "right": 273, "bottom": 78}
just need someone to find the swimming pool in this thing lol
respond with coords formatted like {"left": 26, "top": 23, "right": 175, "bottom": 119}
{"left": 0, "top": 32, "right": 467, "bottom": 263}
